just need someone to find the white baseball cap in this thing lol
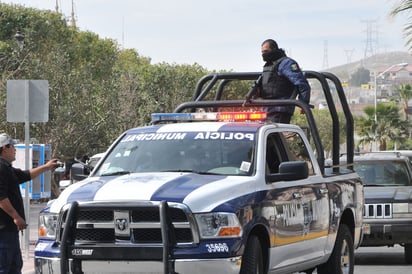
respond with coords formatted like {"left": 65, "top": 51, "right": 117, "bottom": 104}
{"left": 0, "top": 133, "right": 17, "bottom": 147}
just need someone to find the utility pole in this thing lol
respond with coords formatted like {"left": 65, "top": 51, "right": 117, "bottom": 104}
{"left": 70, "top": 0, "right": 76, "bottom": 28}
{"left": 322, "top": 40, "right": 329, "bottom": 69}
{"left": 362, "top": 19, "right": 378, "bottom": 59}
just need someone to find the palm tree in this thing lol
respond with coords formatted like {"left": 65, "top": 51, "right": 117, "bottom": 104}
{"left": 357, "top": 103, "right": 410, "bottom": 151}
{"left": 396, "top": 83, "right": 412, "bottom": 120}
{"left": 390, "top": 1, "right": 412, "bottom": 49}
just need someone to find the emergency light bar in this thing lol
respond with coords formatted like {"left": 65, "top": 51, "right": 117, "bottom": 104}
{"left": 151, "top": 111, "right": 267, "bottom": 123}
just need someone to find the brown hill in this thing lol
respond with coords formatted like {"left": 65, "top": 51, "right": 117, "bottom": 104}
{"left": 324, "top": 51, "right": 412, "bottom": 80}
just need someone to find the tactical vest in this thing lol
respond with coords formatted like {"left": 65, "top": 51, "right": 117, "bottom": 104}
{"left": 261, "top": 57, "right": 295, "bottom": 99}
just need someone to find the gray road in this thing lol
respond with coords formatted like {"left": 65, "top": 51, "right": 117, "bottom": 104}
{"left": 354, "top": 245, "right": 412, "bottom": 274}
{"left": 295, "top": 245, "right": 411, "bottom": 274}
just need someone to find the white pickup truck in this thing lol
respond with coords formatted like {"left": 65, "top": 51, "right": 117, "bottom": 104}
{"left": 34, "top": 71, "right": 363, "bottom": 274}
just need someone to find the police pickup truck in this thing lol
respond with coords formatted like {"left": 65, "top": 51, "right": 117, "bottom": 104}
{"left": 34, "top": 72, "right": 363, "bottom": 274}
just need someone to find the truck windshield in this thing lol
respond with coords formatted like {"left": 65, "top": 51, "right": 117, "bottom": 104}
{"left": 354, "top": 161, "right": 411, "bottom": 186}
{"left": 94, "top": 131, "right": 255, "bottom": 176}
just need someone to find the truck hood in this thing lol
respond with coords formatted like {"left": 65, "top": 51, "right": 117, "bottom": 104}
{"left": 364, "top": 186, "right": 412, "bottom": 203}
{"left": 50, "top": 172, "right": 255, "bottom": 213}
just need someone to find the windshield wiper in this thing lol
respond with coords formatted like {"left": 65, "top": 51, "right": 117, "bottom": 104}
{"left": 100, "top": 171, "right": 131, "bottom": 176}
{"left": 161, "top": 169, "right": 197, "bottom": 173}
{"left": 160, "top": 169, "right": 220, "bottom": 175}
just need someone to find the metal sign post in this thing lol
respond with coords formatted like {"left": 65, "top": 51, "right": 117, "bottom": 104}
{"left": 7, "top": 80, "right": 49, "bottom": 258}
{"left": 24, "top": 80, "right": 30, "bottom": 254}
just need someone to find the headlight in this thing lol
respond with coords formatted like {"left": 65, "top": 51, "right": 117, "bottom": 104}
{"left": 195, "top": 212, "right": 242, "bottom": 238}
{"left": 38, "top": 213, "right": 58, "bottom": 239}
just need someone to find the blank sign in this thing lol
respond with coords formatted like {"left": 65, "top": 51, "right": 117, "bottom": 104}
{"left": 7, "top": 80, "right": 49, "bottom": 123}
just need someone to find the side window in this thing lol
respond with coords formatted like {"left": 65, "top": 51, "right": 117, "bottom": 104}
{"left": 281, "top": 131, "right": 314, "bottom": 175}
{"left": 266, "top": 131, "right": 314, "bottom": 175}
{"left": 266, "top": 134, "right": 282, "bottom": 174}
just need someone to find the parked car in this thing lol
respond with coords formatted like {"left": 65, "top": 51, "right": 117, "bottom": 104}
{"left": 385, "top": 150, "right": 412, "bottom": 163}
{"left": 87, "top": 152, "right": 105, "bottom": 170}
{"left": 350, "top": 152, "right": 412, "bottom": 263}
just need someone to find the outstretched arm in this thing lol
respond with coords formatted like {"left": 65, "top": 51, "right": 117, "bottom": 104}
{"left": 29, "top": 158, "right": 60, "bottom": 179}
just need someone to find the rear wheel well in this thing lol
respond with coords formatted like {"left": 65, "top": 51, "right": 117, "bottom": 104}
{"left": 246, "top": 225, "right": 269, "bottom": 273}
{"left": 340, "top": 208, "right": 355, "bottom": 239}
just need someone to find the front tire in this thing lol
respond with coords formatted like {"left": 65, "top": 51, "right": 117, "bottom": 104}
{"left": 240, "top": 235, "right": 264, "bottom": 274}
{"left": 404, "top": 244, "right": 412, "bottom": 264}
{"left": 317, "top": 224, "right": 354, "bottom": 274}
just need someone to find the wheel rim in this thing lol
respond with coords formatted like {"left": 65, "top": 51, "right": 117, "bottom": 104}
{"left": 340, "top": 239, "right": 351, "bottom": 274}
{"left": 256, "top": 263, "right": 260, "bottom": 274}
{"left": 256, "top": 253, "right": 262, "bottom": 274}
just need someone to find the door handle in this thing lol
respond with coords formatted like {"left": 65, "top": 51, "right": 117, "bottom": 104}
{"left": 319, "top": 188, "right": 329, "bottom": 195}
{"left": 292, "top": 192, "right": 302, "bottom": 199}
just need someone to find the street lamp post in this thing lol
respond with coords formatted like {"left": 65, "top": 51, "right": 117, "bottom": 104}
{"left": 374, "top": 62, "right": 408, "bottom": 122}
{"left": 373, "top": 62, "right": 408, "bottom": 151}
{"left": 14, "top": 30, "right": 25, "bottom": 51}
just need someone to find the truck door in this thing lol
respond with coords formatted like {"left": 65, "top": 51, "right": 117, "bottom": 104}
{"left": 265, "top": 131, "right": 330, "bottom": 270}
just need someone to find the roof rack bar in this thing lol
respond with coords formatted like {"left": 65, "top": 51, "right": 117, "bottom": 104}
{"left": 321, "top": 72, "right": 354, "bottom": 171}
{"left": 304, "top": 71, "right": 340, "bottom": 173}
{"left": 188, "top": 71, "right": 355, "bottom": 174}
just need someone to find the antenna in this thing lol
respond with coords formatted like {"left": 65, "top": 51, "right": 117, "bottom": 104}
{"left": 322, "top": 40, "right": 329, "bottom": 69}
{"left": 70, "top": 0, "right": 77, "bottom": 28}
{"left": 122, "top": 16, "right": 125, "bottom": 49}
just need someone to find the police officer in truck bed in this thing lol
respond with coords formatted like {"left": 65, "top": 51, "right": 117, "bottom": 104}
{"left": 259, "top": 38, "right": 311, "bottom": 123}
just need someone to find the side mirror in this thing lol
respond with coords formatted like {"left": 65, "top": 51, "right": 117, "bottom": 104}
{"left": 266, "top": 161, "right": 309, "bottom": 182}
{"left": 59, "top": 180, "right": 72, "bottom": 188}
{"left": 71, "top": 163, "right": 90, "bottom": 181}
{"left": 59, "top": 179, "right": 72, "bottom": 192}
{"left": 54, "top": 166, "right": 66, "bottom": 175}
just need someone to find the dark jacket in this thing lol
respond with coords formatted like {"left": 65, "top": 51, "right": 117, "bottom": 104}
{"left": 0, "top": 157, "right": 31, "bottom": 231}
{"left": 261, "top": 57, "right": 311, "bottom": 114}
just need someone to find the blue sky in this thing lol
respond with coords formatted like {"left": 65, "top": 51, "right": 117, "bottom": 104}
{"left": 2, "top": 0, "right": 410, "bottom": 71}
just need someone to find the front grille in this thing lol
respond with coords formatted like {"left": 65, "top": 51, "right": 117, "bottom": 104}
{"left": 58, "top": 202, "right": 197, "bottom": 245}
{"left": 364, "top": 203, "right": 392, "bottom": 218}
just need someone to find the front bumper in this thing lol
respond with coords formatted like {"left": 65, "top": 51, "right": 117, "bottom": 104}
{"left": 35, "top": 256, "right": 242, "bottom": 274}
{"left": 361, "top": 219, "right": 412, "bottom": 246}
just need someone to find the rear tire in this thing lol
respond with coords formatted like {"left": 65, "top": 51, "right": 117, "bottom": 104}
{"left": 240, "top": 235, "right": 264, "bottom": 274}
{"left": 317, "top": 224, "right": 354, "bottom": 274}
{"left": 404, "top": 244, "right": 412, "bottom": 264}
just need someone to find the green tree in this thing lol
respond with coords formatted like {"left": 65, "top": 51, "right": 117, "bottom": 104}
{"left": 349, "top": 67, "right": 370, "bottom": 86}
{"left": 292, "top": 109, "right": 347, "bottom": 158}
{"left": 395, "top": 83, "right": 412, "bottom": 120}
{"left": 356, "top": 102, "right": 410, "bottom": 150}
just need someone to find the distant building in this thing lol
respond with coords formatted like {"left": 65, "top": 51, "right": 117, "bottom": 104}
{"left": 370, "top": 64, "right": 412, "bottom": 98}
